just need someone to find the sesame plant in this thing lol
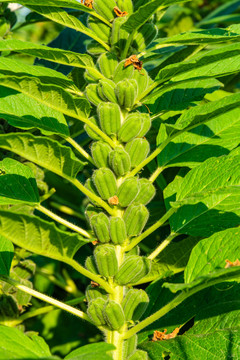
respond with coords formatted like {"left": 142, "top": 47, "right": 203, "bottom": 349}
{"left": 1, "top": 0, "right": 240, "bottom": 359}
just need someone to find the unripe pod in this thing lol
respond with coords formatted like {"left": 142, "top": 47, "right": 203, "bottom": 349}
{"left": 127, "top": 245, "right": 140, "bottom": 256}
{"left": 85, "top": 285, "right": 108, "bottom": 302}
{"left": 118, "top": 113, "right": 144, "bottom": 142}
{"left": 117, "top": 0, "right": 134, "bottom": 14}
{"left": 85, "top": 204, "right": 102, "bottom": 224}
{"left": 111, "top": 17, "right": 129, "bottom": 52}
{"left": 84, "top": 116, "right": 101, "bottom": 140}
{"left": 93, "top": 0, "right": 116, "bottom": 21}
{"left": 85, "top": 256, "right": 99, "bottom": 275}
{"left": 97, "top": 83, "right": 109, "bottom": 101}
{"left": 109, "top": 147, "right": 131, "bottom": 177}
{"left": 134, "top": 178, "right": 156, "bottom": 205}
{"left": 97, "top": 102, "right": 121, "bottom": 136}
{"left": 86, "top": 40, "right": 106, "bottom": 56}
{"left": 85, "top": 84, "right": 103, "bottom": 106}
{"left": 92, "top": 168, "right": 117, "bottom": 200}
{"left": 94, "top": 244, "right": 118, "bottom": 277}
{"left": 103, "top": 300, "right": 125, "bottom": 330}
{"left": 98, "top": 52, "right": 118, "bottom": 79}
{"left": 115, "top": 79, "right": 138, "bottom": 109}
{"left": 136, "top": 113, "right": 151, "bottom": 138}
{"left": 87, "top": 298, "right": 106, "bottom": 326}
{"left": 91, "top": 141, "right": 112, "bottom": 168}
{"left": 109, "top": 216, "right": 127, "bottom": 245}
{"left": 98, "top": 79, "right": 118, "bottom": 103}
{"left": 122, "top": 335, "right": 138, "bottom": 359}
{"left": 84, "top": 69, "right": 101, "bottom": 84}
{"left": 125, "top": 138, "right": 150, "bottom": 168}
{"left": 123, "top": 203, "right": 149, "bottom": 236}
{"left": 127, "top": 350, "right": 148, "bottom": 360}
{"left": 122, "top": 289, "right": 149, "bottom": 321}
{"left": 133, "top": 23, "right": 158, "bottom": 52}
{"left": 87, "top": 16, "right": 111, "bottom": 43}
{"left": 90, "top": 213, "right": 110, "bottom": 243}
{"left": 84, "top": 178, "right": 99, "bottom": 205}
{"left": 117, "top": 177, "right": 139, "bottom": 207}
{"left": 115, "top": 255, "right": 151, "bottom": 285}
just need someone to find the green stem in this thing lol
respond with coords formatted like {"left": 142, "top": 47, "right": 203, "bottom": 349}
{"left": 49, "top": 201, "right": 85, "bottom": 220}
{"left": 125, "top": 207, "right": 176, "bottom": 252}
{"left": 149, "top": 166, "right": 165, "bottom": 183}
{"left": 121, "top": 31, "right": 135, "bottom": 60}
{"left": 66, "top": 136, "right": 95, "bottom": 165}
{"left": 148, "top": 232, "right": 178, "bottom": 260}
{"left": 36, "top": 204, "right": 92, "bottom": 239}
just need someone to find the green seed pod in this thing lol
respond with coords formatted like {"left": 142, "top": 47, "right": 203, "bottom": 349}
{"left": 109, "top": 216, "right": 127, "bottom": 245}
{"left": 115, "top": 255, "right": 151, "bottom": 285}
{"left": 117, "top": 0, "right": 134, "bottom": 14}
{"left": 90, "top": 213, "right": 110, "bottom": 243}
{"left": 137, "top": 113, "right": 151, "bottom": 138}
{"left": 122, "top": 335, "right": 138, "bottom": 359}
{"left": 87, "top": 298, "right": 106, "bottom": 326}
{"left": 93, "top": 0, "right": 116, "bottom": 21}
{"left": 134, "top": 178, "right": 156, "bottom": 205}
{"left": 118, "top": 113, "right": 144, "bottom": 142}
{"left": 125, "top": 138, "right": 150, "bottom": 168}
{"left": 91, "top": 141, "right": 112, "bottom": 168}
{"left": 122, "top": 289, "right": 149, "bottom": 321}
{"left": 117, "top": 177, "right": 139, "bottom": 207}
{"left": 85, "top": 255, "right": 99, "bottom": 275}
{"left": 113, "top": 60, "right": 135, "bottom": 83}
{"left": 97, "top": 83, "right": 109, "bottom": 101}
{"left": 127, "top": 350, "right": 148, "bottom": 360}
{"left": 123, "top": 203, "right": 149, "bottom": 236}
{"left": 97, "top": 102, "right": 122, "bottom": 136}
{"left": 86, "top": 40, "right": 106, "bottom": 56}
{"left": 131, "top": 67, "right": 150, "bottom": 96}
{"left": 126, "top": 245, "right": 140, "bottom": 256}
{"left": 99, "top": 79, "right": 118, "bottom": 103}
{"left": 85, "top": 84, "right": 103, "bottom": 106}
{"left": 111, "top": 17, "right": 129, "bottom": 52}
{"left": 94, "top": 244, "right": 118, "bottom": 277}
{"left": 103, "top": 300, "right": 125, "bottom": 330}
{"left": 109, "top": 147, "right": 131, "bottom": 177}
{"left": 115, "top": 79, "right": 138, "bottom": 109}
{"left": 87, "top": 16, "right": 111, "bottom": 43}
{"left": 92, "top": 168, "right": 117, "bottom": 200}
{"left": 133, "top": 23, "right": 158, "bottom": 52}
{"left": 85, "top": 285, "right": 108, "bottom": 302}
{"left": 84, "top": 178, "right": 99, "bottom": 205}
{"left": 84, "top": 116, "right": 101, "bottom": 140}
{"left": 85, "top": 204, "right": 102, "bottom": 224}
{"left": 98, "top": 52, "right": 119, "bottom": 79}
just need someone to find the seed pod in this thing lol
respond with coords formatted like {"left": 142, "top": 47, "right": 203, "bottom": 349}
{"left": 118, "top": 113, "right": 144, "bottom": 142}
{"left": 123, "top": 203, "right": 149, "bottom": 236}
{"left": 125, "top": 138, "right": 150, "bottom": 168}
{"left": 97, "top": 83, "right": 109, "bottom": 101}
{"left": 97, "top": 102, "right": 121, "bottom": 136}
{"left": 85, "top": 84, "right": 103, "bottom": 106}
{"left": 93, "top": 0, "right": 117, "bottom": 21}
{"left": 115, "top": 255, "right": 151, "bottom": 285}
{"left": 134, "top": 178, "right": 156, "bottom": 205}
{"left": 113, "top": 60, "right": 135, "bottom": 83}
{"left": 85, "top": 255, "right": 99, "bottom": 275}
{"left": 84, "top": 116, "right": 101, "bottom": 140}
{"left": 87, "top": 298, "right": 106, "bottom": 326}
{"left": 127, "top": 350, "right": 148, "bottom": 360}
{"left": 133, "top": 23, "right": 158, "bottom": 52}
{"left": 122, "top": 335, "right": 138, "bottom": 359}
{"left": 109, "top": 147, "right": 131, "bottom": 177}
{"left": 122, "top": 289, "right": 149, "bottom": 321}
{"left": 87, "top": 16, "right": 111, "bottom": 43}
{"left": 98, "top": 79, "right": 118, "bottom": 103}
{"left": 90, "top": 213, "right": 110, "bottom": 243}
{"left": 94, "top": 244, "right": 118, "bottom": 277}
{"left": 111, "top": 17, "right": 129, "bottom": 52}
{"left": 117, "top": 0, "right": 133, "bottom": 14}
{"left": 117, "top": 177, "right": 139, "bottom": 207}
{"left": 85, "top": 285, "right": 108, "bottom": 302}
{"left": 85, "top": 204, "right": 102, "bottom": 224}
{"left": 115, "top": 79, "right": 138, "bottom": 109}
{"left": 137, "top": 113, "right": 151, "bottom": 138}
{"left": 84, "top": 178, "right": 99, "bottom": 205}
{"left": 86, "top": 40, "right": 106, "bottom": 56}
{"left": 109, "top": 216, "right": 127, "bottom": 245}
{"left": 98, "top": 52, "right": 119, "bottom": 78}
{"left": 91, "top": 141, "right": 112, "bottom": 168}
{"left": 92, "top": 168, "right": 117, "bottom": 200}
{"left": 103, "top": 300, "right": 125, "bottom": 330}
{"left": 126, "top": 245, "right": 140, "bottom": 256}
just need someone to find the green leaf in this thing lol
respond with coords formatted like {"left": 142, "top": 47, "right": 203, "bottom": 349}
{"left": 0, "top": 235, "right": 14, "bottom": 276}
{"left": 0, "top": 158, "right": 39, "bottom": 205}
{"left": 166, "top": 155, "right": 240, "bottom": 236}
{"left": 198, "top": 0, "right": 240, "bottom": 27}
{"left": 0, "top": 210, "right": 88, "bottom": 264}
{"left": 65, "top": 343, "right": 115, "bottom": 360}
{"left": 0, "top": 133, "right": 85, "bottom": 179}
{"left": 185, "top": 227, "right": 240, "bottom": 283}
{"left": 122, "top": 0, "right": 189, "bottom": 33}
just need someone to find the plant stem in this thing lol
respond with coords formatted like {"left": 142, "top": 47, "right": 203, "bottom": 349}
{"left": 36, "top": 204, "right": 92, "bottom": 239}
{"left": 66, "top": 136, "right": 95, "bottom": 165}
{"left": 125, "top": 207, "right": 176, "bottom": 252}
{"left": 121, "top": 32, "right": 135, "bottom": 60}
{"left": 149, "top": 166, "right": 165, "bottom": 183}
{"left": 148, "top": 232, "right": 178, "bottom": 260}
{"left": 49, "top": 201, "right": 85, "bottom": 220}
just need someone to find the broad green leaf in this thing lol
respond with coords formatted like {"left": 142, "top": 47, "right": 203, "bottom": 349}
{"left": 0, "top": 87, "right": 69, "bottom": 136}
{"left": 0, "top": 325, "right": 57, "bottom": 359}
{"left": 0, "top": 235, "right": 14, "bottom": 276}
{"left": 65, "top": 343, "right": 115, "bottom": 360}
{"left": 0, "top": 158, "right": 39, "bottom": 205}
{"left": 0, "top": 211, "right": 88, "bottom": 264}
{"left": 0, "top": 133, "right": 85, "bottom": 180}
{"left": 166, "top": 155, "right": 240, "bottom": 236}
{"left": 122, "top": 0, "right": 189, "bottom": 33}
{"left": 185, "top": 228, "right": 240, "bottom": 283}
{"left": 198, "top": 0, "right": 240, "bottom": 27}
